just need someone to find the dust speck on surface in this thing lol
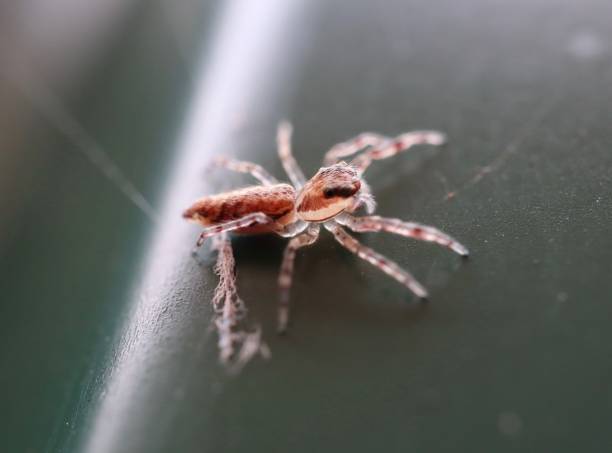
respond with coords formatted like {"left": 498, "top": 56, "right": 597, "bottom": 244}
{"left": 173, "top": 387, "right": 185, "bottom": 400}
{"left": 567, "top": 31, "right": 606, "bottom": 60}
{"left": 498, "top": 411, "right": 523, "bottom": 437}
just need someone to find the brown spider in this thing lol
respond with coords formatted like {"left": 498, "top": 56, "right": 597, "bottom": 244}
{"left": 184, "top": 122, "right": 468, "bottom": 337}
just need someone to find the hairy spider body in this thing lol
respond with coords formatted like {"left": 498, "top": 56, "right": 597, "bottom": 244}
{"left": 183, "top": 184, "right": 297, "bottom": 233}
{"left": 184, "top": 122, "right": 468, "bottom": 339}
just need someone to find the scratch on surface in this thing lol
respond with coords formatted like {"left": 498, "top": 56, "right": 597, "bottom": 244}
{"left": 435, "top": 171, "right": 452, "bottom": 198}
{"left": 443, "top": 92, "right": 562, "bottom": 202}
{"left": 2, "top": 59, "right": 159, "bottom": 222}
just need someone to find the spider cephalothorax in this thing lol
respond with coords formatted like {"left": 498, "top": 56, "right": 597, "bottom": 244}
{"left": 184, "top": 121, "right": 468, "bottom": 366}
{"left": 296, "top": 162, "right": 361, "bottom": 222}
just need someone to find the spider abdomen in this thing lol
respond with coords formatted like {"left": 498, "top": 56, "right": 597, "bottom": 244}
{"left": 183, "top": 184, "right": 296, "bottom": 227}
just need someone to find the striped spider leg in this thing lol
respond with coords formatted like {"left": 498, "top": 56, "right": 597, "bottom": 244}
{"left": 334, "top": 213, "right": 469, "bottom": 257}
{"left": 323, "top": 221, "right": 429, "bottom": 299}
{"left": 350, "top": 130, "right": 447, "bottom": 174}
{"left": 209, "top": 231, "right": 271, "bottom": 372}
{"left": 277, "top": 121, "right": 306, "bottom": 188}
{"left": 277, "top": 224, "right": 320, "bottom": 333}
{"left": 323, "top": 132, "right": 389, "bottom": 166}
{"left": 210, "top": 155, "right": 279, "bottom": 186}
{"left": 194, "top": 212, "right": 275, "bottom": 247}
{"left": 324, "top": 213, "right": 468, "bottom": 300}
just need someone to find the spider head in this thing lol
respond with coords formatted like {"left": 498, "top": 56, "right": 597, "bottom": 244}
{"left": 296, "top": 162, "right": 362, "bottom": 222}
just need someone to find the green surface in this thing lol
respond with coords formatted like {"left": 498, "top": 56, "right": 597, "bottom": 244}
{"left": 1, "top": 0, "right": 612, "bottom": 452}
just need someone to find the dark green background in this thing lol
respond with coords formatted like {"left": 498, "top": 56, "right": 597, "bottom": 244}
{"left": 1, "top": 0, "right": 611, "bottom": 452}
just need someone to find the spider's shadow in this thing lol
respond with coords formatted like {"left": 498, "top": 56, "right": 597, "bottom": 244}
{"left": 228, "top": 232, "right": 441, "bottom": 338}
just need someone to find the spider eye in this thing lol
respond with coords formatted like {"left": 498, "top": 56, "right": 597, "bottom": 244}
{"left": 323, "top": 188, "right": 335, "bottom": 198}
{"left": 323, "top": 185, "right": 359, "bottom": 198}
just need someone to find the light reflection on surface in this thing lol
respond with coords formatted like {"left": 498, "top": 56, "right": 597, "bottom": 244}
{"left": 83, "top": 1, "right": 305, "bottom": 451}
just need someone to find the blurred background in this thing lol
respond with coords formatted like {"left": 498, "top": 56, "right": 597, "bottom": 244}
{"left": 1, "top": 0, "right": 612, "bottom": 452}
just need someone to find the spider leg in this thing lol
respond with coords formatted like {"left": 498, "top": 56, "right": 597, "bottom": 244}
{"left": 210, "top": 233, "right": 245, "bottom": 363}
{"left": 277, "top": 225, "right": 320, "bottom": 333}
{"left": 336, "top": 214, "right": 469, "bottom": 257}
{"left": 350, "top": 130, "right": 446, "bottom": 174}
{"left": 210, "top": 156, "right": 278, "bottom": 186}
{"left": 324, "top": 222, "right": 429, "bottom": 299}
{"left": 194, "top": 212, "right": 275, "bottom": 248}
{"left": 211, "top": 233, "right": 270, "bottom": 369}
{"left": 323, "top": 132, "right": 389, "bottom": 166}
{"left": 277, "top": 121, "right": 307, "bottom": 188}
{"left": 210, "top": 233, "right": 243, "bottom": 314}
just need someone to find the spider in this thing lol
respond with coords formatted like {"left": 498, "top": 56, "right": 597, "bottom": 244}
{"left": 184, "top": 122, "right": 469, "bottom": 335}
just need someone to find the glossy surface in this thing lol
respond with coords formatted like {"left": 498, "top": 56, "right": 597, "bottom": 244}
{"left": 1, "top": 0, "right": 612, "bottom": 452}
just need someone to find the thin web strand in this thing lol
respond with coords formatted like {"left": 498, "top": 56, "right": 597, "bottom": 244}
{"left": 5, "top": 61, "right": 159, "bottom": 222}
